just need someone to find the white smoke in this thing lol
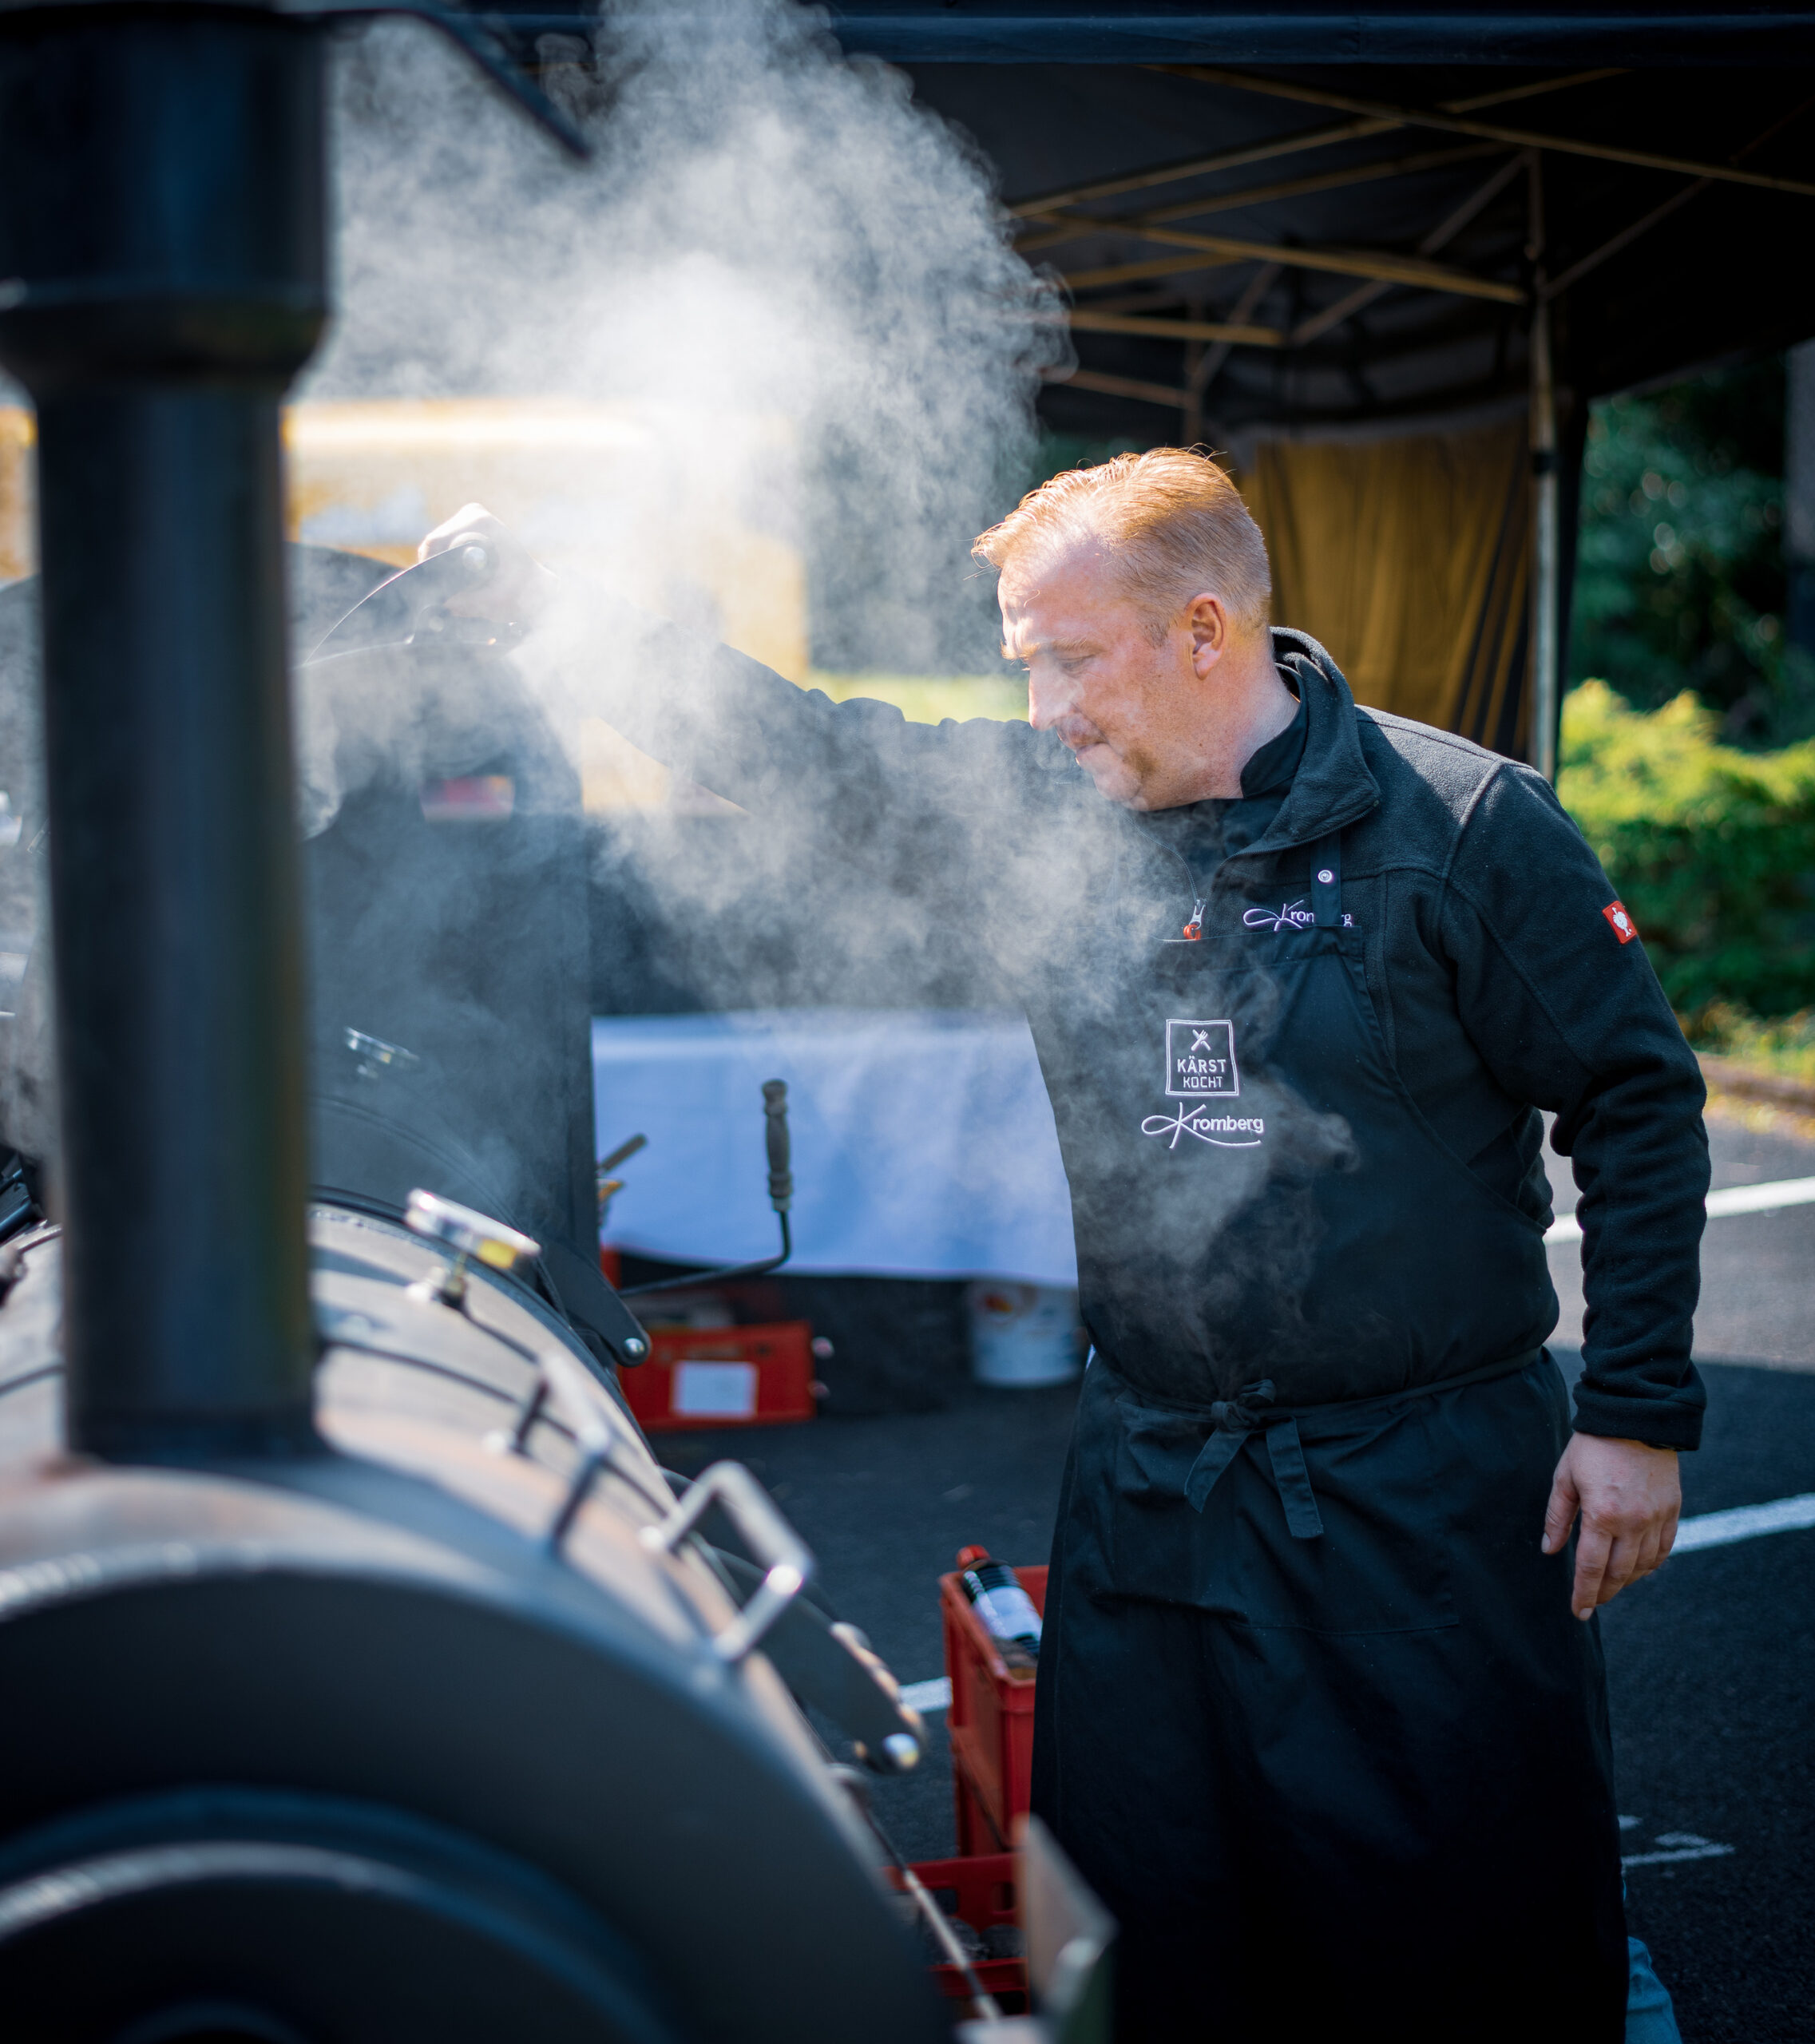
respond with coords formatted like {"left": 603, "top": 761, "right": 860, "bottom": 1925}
{"left": 307, "top": 0, "right": 1066, "bottom": 672}
{"left": 291, "top": 0, "right": 1084, "bottom": 1027}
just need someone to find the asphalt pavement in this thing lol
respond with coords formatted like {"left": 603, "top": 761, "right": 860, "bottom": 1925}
{"left": 660, "top": 1102, "right": 1815, "bottom": 2042}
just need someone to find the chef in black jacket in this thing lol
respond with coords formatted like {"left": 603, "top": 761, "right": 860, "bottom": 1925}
{"left": 426, "top": 450, "right": 1704, "bottom": 2044}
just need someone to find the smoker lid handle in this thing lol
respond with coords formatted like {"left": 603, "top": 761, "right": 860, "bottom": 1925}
{"left": 306, "top": 538, "right": 515, "bottom": 659}
{"left": 642, "top": 1460, "right": 816, "bottom": 1666}
{"left": 763, "top": 1079, "right": 793, "bottom": 1214}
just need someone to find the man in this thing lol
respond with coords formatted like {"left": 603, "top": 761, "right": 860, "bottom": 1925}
{"left": 428, "top": 448, "right": 1705, "bottom": 2042}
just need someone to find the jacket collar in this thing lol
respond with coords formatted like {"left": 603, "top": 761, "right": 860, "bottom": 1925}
{"left": 1238, "top": 626, "right": 1380, "bottom": 857}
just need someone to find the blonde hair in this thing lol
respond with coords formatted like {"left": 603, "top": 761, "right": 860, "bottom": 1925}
{"left": 973, "top": 446, "right": 1272, "bottom": 637}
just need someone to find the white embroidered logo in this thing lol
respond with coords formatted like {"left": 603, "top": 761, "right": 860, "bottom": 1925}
{"left": 1243, "top": 897, "right": 1315, "bottom": 932}
{"left": 1142, "top": 1020, "right": 1262, "bottom": 1147}
{"left": 1163, "top": 1017, "right": 1238, "bottom": 1098}
{"left": 1141, "top": 1102, "right": 1266, "bottom": 1149}
{"left": 1243, "top": 897, "right": 1355, "bottom": 931}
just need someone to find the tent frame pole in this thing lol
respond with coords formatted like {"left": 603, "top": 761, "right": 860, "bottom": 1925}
{"left": 1528, "top": 161, "right": 1560, "bottom": 782}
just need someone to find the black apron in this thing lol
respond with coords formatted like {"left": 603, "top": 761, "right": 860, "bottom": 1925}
{"left": 1043, "top": 830, "right": 1559, "bottom": 1409}
{"left": 1029, "top": 834, "right": 1629, "bottom": 2043}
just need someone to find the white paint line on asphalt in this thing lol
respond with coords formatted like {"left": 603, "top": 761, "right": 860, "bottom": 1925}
{"left": 900, "top": 1677, "right": 952, "bottom": 1713}
{"left": 1622, "top": 1844, "right": 1734, "bottom": 1868}
{"left": 892, "top": 1498, "right": 1815, "bottom": 1713}
{"left": 1672, "top": 1492, "right": 1815, "bottom": 1552}
{"left": 1544, "top": 1174, "right": 1815, "bottom": 1244}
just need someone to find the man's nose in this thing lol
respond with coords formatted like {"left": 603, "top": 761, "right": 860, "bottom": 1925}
{"left": 1025, "top": 664, "right": 1068, "bottom": 731}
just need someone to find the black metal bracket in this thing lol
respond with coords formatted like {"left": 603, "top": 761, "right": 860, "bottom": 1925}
{"left": 294, "top": 2, "right": 592, "bottom": 160}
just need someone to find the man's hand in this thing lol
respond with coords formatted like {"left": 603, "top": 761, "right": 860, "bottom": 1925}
{"left": 1542, "top": 1433, "right": 1681, "bottom": 1619}
{"left": 418, "top": 501, "right": 557, "bottom": 624}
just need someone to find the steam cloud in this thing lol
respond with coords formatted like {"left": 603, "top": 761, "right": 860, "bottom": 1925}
{"left": 297, "top": 0, "right": 1098, "bottom": 1266}
{"left": 296, "top": 0, "right": 1079, "bottom": 989}
{"left": 309, "top": 0, "right": 1065, "bottom": 671}
{"left": 297, "top": 0, "right": 1078, "bottom": 1004}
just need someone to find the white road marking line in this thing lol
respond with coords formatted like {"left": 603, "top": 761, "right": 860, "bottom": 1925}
{"left": 1545, "top": 1174, "right": 1815, "bottom": 1244}
{"left": 1622, "top": 1844, "right": 1734, "bottom": 1868}
{"left": 891, "top": 1496, "right": 1815, "bottom": 1711}
{"left": 1671, "top": 1492, "right": 1815, "bottom": 1552}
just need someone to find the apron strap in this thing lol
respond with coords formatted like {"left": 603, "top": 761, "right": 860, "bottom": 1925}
{"left": 1184, "top": 1428, "right": 1246, "bottom": 1511}
{"left": 1266, "top": 1419, "right": 1326, "bottom": 1539}
{"left": 1183, "top": 1382, "right": 1326, "bottom": 1539}
{"left": 1310, "top": 831, "right": 1344, "bottom": 929}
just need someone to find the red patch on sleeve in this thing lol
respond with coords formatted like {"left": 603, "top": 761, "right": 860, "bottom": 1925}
{"left": 1602, "top": 901, "right": 1639, "bottom": 945}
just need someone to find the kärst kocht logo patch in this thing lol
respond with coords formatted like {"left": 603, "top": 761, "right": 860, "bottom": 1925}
{"left": 1165, "top": 1018, "right": 1239, "bottom": 1098}
{"left": 1603, "top": 901, "right": 1639, "bottom": 945}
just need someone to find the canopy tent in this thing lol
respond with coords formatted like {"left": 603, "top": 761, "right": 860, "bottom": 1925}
{"left": 836, "top": 14, "right": 1815, "bottom": 766}
{"left": 492, "top": 2, "right": 1815, "bottom": 765}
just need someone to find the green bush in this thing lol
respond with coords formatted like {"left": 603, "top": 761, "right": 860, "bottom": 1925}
{"left": 1558, "top": 680, "right": 1815, "bottom": 1016}
{"left": 1571, "top": 362, "right": 1811, "bottom": 744}
{"left": 1689, "top": 1002, "right": 1815, "bottom": 1083}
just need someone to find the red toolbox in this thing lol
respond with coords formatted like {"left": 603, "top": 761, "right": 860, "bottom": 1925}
{"left": 940, "top": 1563, "right": 1046, "bottom": 1855}
{"left": 616, "top": 1321, "right": 816, "bottom": 1432}
{"left": 890, "top": 1851, "right": 1028, "bottom": 2009}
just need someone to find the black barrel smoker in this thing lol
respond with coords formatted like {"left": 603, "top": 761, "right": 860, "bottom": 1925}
{"left": 0, "top": 8, "right": 960, "bottom": 2038}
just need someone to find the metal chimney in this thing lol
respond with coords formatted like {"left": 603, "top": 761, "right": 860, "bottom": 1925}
{"left": 0, "top": 8, "right": 327, "bottom": 1456}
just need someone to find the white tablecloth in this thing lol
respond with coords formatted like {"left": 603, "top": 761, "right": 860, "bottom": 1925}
{"left": 591, "top": 1009, "right": 1077, "bottom": 1286}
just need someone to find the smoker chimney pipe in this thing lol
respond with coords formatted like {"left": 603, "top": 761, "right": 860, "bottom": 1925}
{"left": 0, "top": 7, "right": 328, "bottom": 1456}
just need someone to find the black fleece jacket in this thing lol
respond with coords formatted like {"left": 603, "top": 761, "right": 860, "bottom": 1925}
{"left": 582, "top": 616, "right": 1708, "bottom": 1448}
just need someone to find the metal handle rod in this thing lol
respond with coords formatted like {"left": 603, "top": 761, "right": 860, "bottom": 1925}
{"left": 830, "top": 1768, "right": 1003, "bottom": 2024}
{"left": 618, "top": 1082, "right": 794, "bottom": 1298}
{"left": 641, "top": 1460, "right": 815, "bottom": 1665}
{"left": 763, "top": 1079, "right": 792, "bottom": 1212}
{"left": 533, "top": 1346, "right": 637, "bottom": 1552}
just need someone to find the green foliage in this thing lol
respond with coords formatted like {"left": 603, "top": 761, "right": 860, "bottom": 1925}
{"left": 1689, "top": 1003, "right": 1815, "bottom": 1083}
{"left": 1571, "top": 358, "right": 1815, "bottom": 745}
{"left": 1558, "top": 680, "right": 1815, "bottom": 1016}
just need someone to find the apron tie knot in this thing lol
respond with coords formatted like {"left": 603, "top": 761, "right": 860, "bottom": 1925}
{"left": 1209, "top": 1378, "right": 1277, "bottom": 1432}
{"left": 1186, "top": 1378, "right": 1325, "bottom": 1539}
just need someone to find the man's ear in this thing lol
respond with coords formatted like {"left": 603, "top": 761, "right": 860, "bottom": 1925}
{"left": 1188, "top": 593, "right": 1230, "bottom": 675}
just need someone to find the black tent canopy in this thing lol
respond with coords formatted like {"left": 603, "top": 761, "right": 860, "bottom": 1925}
{"left": 831, "top": 35, "right": 1815, "bottom": 442}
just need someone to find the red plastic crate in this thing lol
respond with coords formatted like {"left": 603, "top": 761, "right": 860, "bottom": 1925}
{"left": 890, "top": 1852, "right": 1028, "bottom": 2009}
{"left": 617, "top": 1321, "right": 816, "bottom": 1432}
{"left": 940, "top": 1564, "right": 1046, "bottom": 1855}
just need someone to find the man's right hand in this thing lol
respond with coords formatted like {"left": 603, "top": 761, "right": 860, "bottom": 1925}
{"left": 1541, "top": 1431, "right": 1681, "bottom": 1619}
{"left": 418, "top": 502, "right": 557, "bottom": 625}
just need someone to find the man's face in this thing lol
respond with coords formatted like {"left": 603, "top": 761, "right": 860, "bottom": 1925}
{"left": 998, "top": 540, "right": 1227, "bottom": 810}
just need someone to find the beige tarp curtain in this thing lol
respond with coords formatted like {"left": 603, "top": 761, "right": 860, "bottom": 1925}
{"left": 1241, "top": 416, "right": 1531, "bottom": 759}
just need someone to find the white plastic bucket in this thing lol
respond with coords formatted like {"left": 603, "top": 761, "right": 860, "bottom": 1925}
{"left": 965, "top": 1281, "right": 1082, "bottom": 1388}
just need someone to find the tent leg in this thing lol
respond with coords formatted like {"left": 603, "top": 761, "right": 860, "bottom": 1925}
{"left": 1530, "top": 300, "right": 1560, "bottom": 782}
{"left": 1528, "top": 162, "right": 1560, "bottom": 783}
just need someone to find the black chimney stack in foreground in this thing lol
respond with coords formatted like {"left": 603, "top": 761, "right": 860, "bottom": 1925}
{"left": 0, "top": 9, "right": 327, "bottom": 1456}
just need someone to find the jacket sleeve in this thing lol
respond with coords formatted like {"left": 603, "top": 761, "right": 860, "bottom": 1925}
{"left": 523, "top": 582, "right": 1071, "bottom": 1001}
{"left": 1439, "top": 761, "right": 1708, "bottom": 1450}
{"left": 531, "top": 584, "right": 1048, "bottom": 834}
